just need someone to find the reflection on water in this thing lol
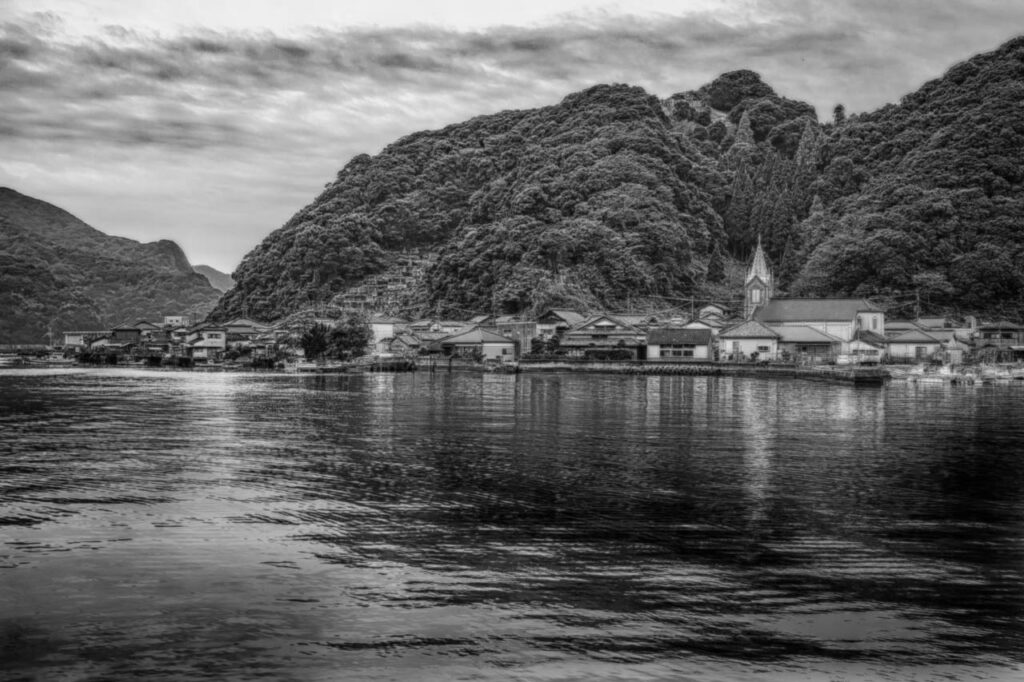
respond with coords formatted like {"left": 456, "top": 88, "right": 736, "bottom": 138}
{"left": 1, "top": 369, "right": 1023, "bottom": 681}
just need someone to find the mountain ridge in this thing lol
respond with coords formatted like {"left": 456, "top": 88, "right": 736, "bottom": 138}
{"left": 0, "top": 188, "right": 223, "bottom": 343}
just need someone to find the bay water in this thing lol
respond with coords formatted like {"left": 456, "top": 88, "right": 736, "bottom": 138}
{"left": 1, "top": 368, "right": 1022, "bottom": 680}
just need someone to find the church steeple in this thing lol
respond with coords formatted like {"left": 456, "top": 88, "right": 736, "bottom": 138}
{"left": 744, "top": 236, "right": 773, "bottom": 319}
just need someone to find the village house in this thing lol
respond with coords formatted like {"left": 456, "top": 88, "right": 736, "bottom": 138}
{"left": 773, "top": 325, "right": 843, "bottom": 362}
{"left": 188, "top": 327, "right": 228, "bottom": 363}
{"left": 62, "top": 330, "right": 107, "bottom": 349}
{"left": 386, "top": 332, "right": 422, "bottom": 357}
{"left": 974, "top": 320, "right": 1024, "bottom": 349}
{"left": 110, "top": 326, "right": 143, "bottom": 346}
{"left": 368, "top": 313, "right": 407, "bottom": 354}
{"left": 718, "top": 320, "right": 780, "bottom": 361}
{"left": 885, "top": 328, "right": 944, "bottom": 361}
{"left": 559, "top": 314, "right": 646, "bottom": 359}
{"left": 682, "top": 316, "right": 730, "bottom": 337}
{"left": 535, "top": 309, "right": 586, "bottom": 339}
{"left": 646, "top": 328, "right": 713, "bottom": 362}
{"left": 438, "top": 327, "right": 518, "bottom": 361}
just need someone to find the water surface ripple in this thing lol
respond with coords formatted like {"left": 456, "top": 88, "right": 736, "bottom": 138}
{"left": 1, "top": 369, "right": 1022, "bottom": 680}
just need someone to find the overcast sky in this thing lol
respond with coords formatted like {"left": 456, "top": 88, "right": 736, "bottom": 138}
{"left": 2, "top": 0, "right": 1022, "bottom": 273}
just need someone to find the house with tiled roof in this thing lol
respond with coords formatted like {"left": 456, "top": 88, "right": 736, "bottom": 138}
{"left": 646, "top": 328, "right": 713, "bottom": 362}
{"left": 885, "top": 328, "right": 944, "bottom": 361}
{"left": 438, "top": 327, "right": 518, "bottom": 361}
{"left": 772, "top": 325, "right": 843, "bottom": 361}
{"left": 560, "top": 315, "right": 646, "bottom": 359}
{"left": 536, "top": 309, "right": 586, "bottom": 339}
{"left": 719, "top": 320, "right": 780, "bottom": 361}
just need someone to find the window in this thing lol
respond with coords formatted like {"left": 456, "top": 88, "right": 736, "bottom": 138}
{"left": 757, "top": 345, "right": 770, "bottom": 353}
{"left": 660, "top": 344, "right": 696, "bottom": 358}
{"left": 750, "top": 288, "right": 762, "bottom": 303}
{"left": 872, "top": 317, "right": 878, "bottom": 330}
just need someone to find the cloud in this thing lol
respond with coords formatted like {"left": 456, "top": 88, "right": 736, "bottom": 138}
{"left": 1, "top": 2, "right": 1022, "bottom": 271}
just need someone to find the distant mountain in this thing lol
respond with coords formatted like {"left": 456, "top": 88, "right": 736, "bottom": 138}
{"left": 0, "top": 188, "right": 223, "bottom": 343}
{"left": 193, "top": 264, "right": 235, "bottom": 292}
{"left": 210, "top": 36, "right": 1024, "bottom": 322}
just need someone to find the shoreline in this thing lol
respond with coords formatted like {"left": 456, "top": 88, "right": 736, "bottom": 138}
{"left": 6, "top": 360, "right": 1024, "bottom": 387}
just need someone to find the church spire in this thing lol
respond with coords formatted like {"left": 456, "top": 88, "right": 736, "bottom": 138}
{"left": 746, "top": 235, "right": 771, "bottom": 286}
{"left": 744, "top": 235, "right": 773, "bottom": 319}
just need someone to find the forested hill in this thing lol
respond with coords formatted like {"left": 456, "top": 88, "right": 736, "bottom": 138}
{"left": 789, "top": 35, "right": 1024, "bottom": 317}
{"left": 0, "top": 188, "right": 222, "bottom": 343}
{"left": 211, "top": 36, "right": 1024, "bottom": 322}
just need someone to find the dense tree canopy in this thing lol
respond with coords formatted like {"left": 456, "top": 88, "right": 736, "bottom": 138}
{"left": 212, "top": 37, "right": 1024, "bottom": 323}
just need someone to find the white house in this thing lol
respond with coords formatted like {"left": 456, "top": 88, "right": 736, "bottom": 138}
{"left": 369, "top": 314, "right": 407, "bottom": 353}
{"left": 188, "top": 327, "right": 227, "bottom": 362}
{"left": 886, "top": 329, "right": 943, "bottom": 361}
{"left": 719, "top": 320, "right": 780, "bottom": 360}
{"left": 646, "top": 328, "right": 713, "bottom": 361}
{"left": 439, "top": 327, "right": 518, "bottom": 361}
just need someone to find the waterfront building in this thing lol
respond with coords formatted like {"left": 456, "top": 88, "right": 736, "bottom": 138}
{"left": 718, "top": 320, "right": 780, "bottom": 361}
{"left": 559, "top": 315, "right": 646, "bottom": 359}
{"left": 535, "top": 309, "right": 585, "bottom": 339}
{"left": 438, "top": 327, "right": 518, "bottom": 361}
{"left": 646, "top": 328, "right": 713, "bottom": 362}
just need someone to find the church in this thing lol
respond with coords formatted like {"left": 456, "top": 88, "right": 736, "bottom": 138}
{"left": 733, "top": 238, "right": 888, "bottom": 361}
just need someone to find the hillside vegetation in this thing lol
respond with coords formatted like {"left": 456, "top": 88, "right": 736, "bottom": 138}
{"left": 789, "top": 37, "right": 1024, "bottom": 317}
{"left": 0, "top": 188, "right": 222, "bottom": 343}
{"left": 212, "top": 36, "right": 1024, "bottom": 323}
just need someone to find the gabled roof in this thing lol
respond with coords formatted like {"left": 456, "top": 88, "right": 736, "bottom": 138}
{"left": 647, "top": 328, "right": 713, "bottom": 345}
{"left": 978, "top": 320, "right": 1023, "bottom": 331}
{"left": 132, "top": 320, "right": 161, "bottom": 330}
{"left": 468, "top": 314, "right": 494, "bottom": 324}
{"left": 392, "top": 333, "right": 421, "bottom": 346}
{"left": 568, "top": 314, "right": 643, "bottom": 334}
{"left": 886, "top": 329, "right": 942, "bottom": 344}
{"left": 753, "top": 298, "right": 883, "bottom": 323}
{"left": 719, "top": 320, "right": 780, "bottom": 339}
{"left": 537, "top": 309, "right": 585, "bottom": 326}
{"left": 440, "top": 327, "right": 516, "bottom": 345}
{"left": 770, "top": 325, "right": 843, "bottom": 344}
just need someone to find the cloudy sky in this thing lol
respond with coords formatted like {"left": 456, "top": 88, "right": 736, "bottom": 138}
{"left": 2, "top": 1, "right": 1022, "bottom": 273}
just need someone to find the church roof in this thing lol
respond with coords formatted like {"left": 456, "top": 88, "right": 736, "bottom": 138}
{"left": 745, "top": 237, "right": 771, "bottom": 285}
{"left": 753, "top": 298, "right": 883, "bottom": 323}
